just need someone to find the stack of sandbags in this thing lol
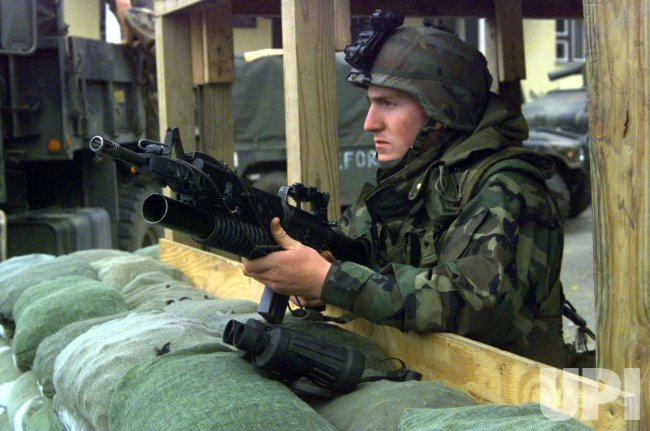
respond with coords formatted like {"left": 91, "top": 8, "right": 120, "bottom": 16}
{"left": 91, "top": 254, "right": 188, "bottom": 291}
{"left": 0, "top": 255, "right": 96, "bottom": 324}
{"left": 12, "top": 276, "right": 128, "bottom": 370}
{"left": 121, "top": 272, "right": 211, "bottom": 311}
{"left": 52, "top": 311, "right": 223, "bottom": 430}
{"left": 108, "top": 345, "right": 336, "bottom": 431}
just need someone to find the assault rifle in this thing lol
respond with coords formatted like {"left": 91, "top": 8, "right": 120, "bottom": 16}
{"left": 89, "top": 128, "right": 369, "bottom": 324}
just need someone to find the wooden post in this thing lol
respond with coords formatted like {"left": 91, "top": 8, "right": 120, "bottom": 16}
{"left": 484, "top": 0, "right": 526, "bottom": 113}
{"left": 281, "top": 0, "right": 341, "bottom": 220}
{"left": 155, "top": 0, "right": 235, "bottom": 247}
{"left": 584, "top": 1, "right": 648, "bottom": 428}
{"left": 190, "top": 1, "right": 235, "bottom": 167}
{"left": 334, "top": 0, "right": 351, "bottom": 51}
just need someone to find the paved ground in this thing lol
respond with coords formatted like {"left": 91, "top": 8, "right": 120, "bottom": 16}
{"left": 560, "top": 206, "right": 596, "bottom": 348}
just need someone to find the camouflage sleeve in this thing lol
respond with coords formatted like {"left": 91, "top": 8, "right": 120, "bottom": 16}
{"left": 321, "top": 170, "right": 562, "bottom": 345}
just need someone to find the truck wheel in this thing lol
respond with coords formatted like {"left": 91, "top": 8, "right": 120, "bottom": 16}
{"left": 118, "top": 181, "right": 164, "bottom": 251}
{"left": 546, "top": 173, "right": 571, "bottom": 221}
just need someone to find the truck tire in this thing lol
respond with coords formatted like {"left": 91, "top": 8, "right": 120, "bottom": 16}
{"left": 546, "top": 173, "right": 571, "bottom": 221}
{"left": 118, "top": 181, "right": 163, "bottom": 251}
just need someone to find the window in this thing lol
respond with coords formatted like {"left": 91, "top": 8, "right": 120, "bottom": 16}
{"left": 556, "top": 19, "right": 585, "bottom": 63}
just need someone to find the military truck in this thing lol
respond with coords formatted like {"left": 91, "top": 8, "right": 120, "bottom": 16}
{"left": 522, "top": 63, "right": 591, "bottom": 219}
{"left": 0, "top": 0, "right": 161, "bottom": 257}
{"left": 231, "top": 50, "right": 375, "bottom": 209}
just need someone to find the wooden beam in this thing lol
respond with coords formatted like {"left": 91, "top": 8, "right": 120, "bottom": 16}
{"left": 200, "top": 0, "right": 584, "bottom": 19}
{"left": 189, "top": 1, "right": 235, "bottom": 167}
{"left": 159, "top": 238, "right": 632, "bottom": 431}
{"left": 334, "top": 0, "right": 352, "bottom": 51}
{"left": 585, "top": 0, "right": 648, "bottom": 428}
{"left": 281, "top": 0, "right": 341, "bottom": 219}
{"left": 484, "top": 0, "right": 525, "bottom": 114}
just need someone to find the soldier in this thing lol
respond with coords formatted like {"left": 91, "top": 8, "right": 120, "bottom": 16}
{"left": 243, "top": 23, "right": 568, "bottom": 367}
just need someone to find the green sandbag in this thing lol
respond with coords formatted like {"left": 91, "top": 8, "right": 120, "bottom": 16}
{"left": 25, "top": 397, "right": 64, "bottom": 431}
{"left": 68, "top": 249, "right": 130, "bottom": 263}
{"left": 397, "top": 403, "right": 592, "bottom": 430}
{"left": 314, "top": 380, "right": 477, "bottom": 430}
{"left": 164, "top": 297, "right": 259, "bottom": 322}
{"left": 109, "top": 344, "right": 335, "bottom": 431}
{"left": 0, "top": 254, "right": 54, "bottom": 280}
{"left": 132, "top": 244, "right": 160, "bottom": 259}
{"left": 13, "top": 275, "right": 98, "bottom": 322}
{"left": 91, "top": 255, "right": 188, "bottom": 291}
{"left": 3, "top": 372, "right": 42, "bottom": 431}
{"left": 12, "top": 278, "right": 128, "bottom": 370}
{"left": 0, "top": 343, "right": 20, "bottom": 384}
{"left": 52, "top": 311, "right": 223, "bottom": 431}
{"left": 33, "top": 312, "right": 131, "bottom": 398}
{"left": 121, "top": 271, "right": 208, "bottom": 311}
{"left": 0, "top": 255, "right": 97, "bottom": 322}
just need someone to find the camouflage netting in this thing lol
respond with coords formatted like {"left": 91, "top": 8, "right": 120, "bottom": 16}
{"left": 12, "top": 276, "right": 128, "bottom": 370}
{"left": 108, "top": 345, "right": 336, "bottom": 431}
{"left": 397, "top": 403, "right": 592, "bottom": 430}
{"left": 0, "top": 255, "right": 97, "bottom": 322}
{"left": 121, "top": 272, "right": 211, "bottom": 311}
{"left": 91, "top": 255, "right": 188, "bottom": 291}
{"left": 52, "top": 311, "right": 222, "bottom": 431}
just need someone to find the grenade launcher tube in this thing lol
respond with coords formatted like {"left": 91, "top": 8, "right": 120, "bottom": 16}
{"left": 142, "top": 193, "right": 275, "bottom": 257}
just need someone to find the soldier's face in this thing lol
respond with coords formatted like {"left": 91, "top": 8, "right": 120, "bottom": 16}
{"left": 364, "top": 85, "right": 428, "bottom": 163}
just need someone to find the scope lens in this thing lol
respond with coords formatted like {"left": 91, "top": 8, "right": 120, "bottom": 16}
{"left": 233, "top": 321, "right": 267, "bottom": 355}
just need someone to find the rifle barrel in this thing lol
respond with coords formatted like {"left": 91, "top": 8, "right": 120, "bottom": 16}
{"left": 89, "top": 136, "right": 147, "bottom": 167}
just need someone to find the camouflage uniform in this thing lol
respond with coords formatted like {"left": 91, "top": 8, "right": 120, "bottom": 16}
{"left": 324, "top": 26, "right": 567, "bottom": 367}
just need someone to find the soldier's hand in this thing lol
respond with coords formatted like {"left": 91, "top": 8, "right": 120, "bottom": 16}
{"left": 242, "top": 218, "right": 332, "bottom": 300}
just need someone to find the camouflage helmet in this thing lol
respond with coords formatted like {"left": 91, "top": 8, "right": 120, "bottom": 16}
{"left": 348, "top": 26, "right": 493, "bottom": 131}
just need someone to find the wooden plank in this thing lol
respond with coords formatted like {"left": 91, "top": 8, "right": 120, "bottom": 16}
{"left": 483, "top": 0, "right": 525, "bottom": 114}
{"left": 155, "top": 13, "right": 195, "bottom": 149}
{"left": 281, "top": 0, "right": 341, "bottom": 220}
{"left": 585, "top": 0, "right": 649, "bottom": 429}
{"left": 155, "top": 11, "right": 197, "bottom": 247}
{"left": 334, "top": 0, "right": 351, "bottom": 51}
{"left": 197, "top": 84, "right": 234, "bottom": 166}
{"left": 159, "top": 238, "right": 632, "bottom": 430}
{"left": 192, "top": 0, "right": 583, "bottom": 19}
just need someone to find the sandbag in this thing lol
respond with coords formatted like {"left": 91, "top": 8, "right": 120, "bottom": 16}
{"left": 68, "top": 248, "right": 130, "bottom": 264}
{"left": 25, "top": 397, "right": 64, "bottom": 431}
{"left": 0, "top": 254, "right": 54, "bottom": 280}
{"left": 33, "top": 312, "right": 131, "bottom": 398}
{"left": 91, "top": 255, "right": 188, "bottom": 291}
{"left": 164, "top": 298, "right": 259, "bottom": 322}
{"left": 397, "top": 403, "right": 592, "bottom": 430}
{"left": 132, "top": 244, "right": 159, "bottom": 259}
{"left": 12, "top": 277, "right": 128, "bottom": 370}
{"left": 121, "top": 271, "right": 208, "bottom": 311}
{"left": 314, "top": 380, "right": 477, "bottom": 430}
{"left": 0, "top": 342, "right": 20, "bottom": 384}
{"left": 53, "top": 311, "right": 223, "bottom": 431}
{"left": 0, "top": 255, "right": 96, "bottom": 322}
{"left": 2, "top": 372, "right": 42, "bottom": 431}
{"left": 109, "top": 344, "right": 335, "bottom": 431}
